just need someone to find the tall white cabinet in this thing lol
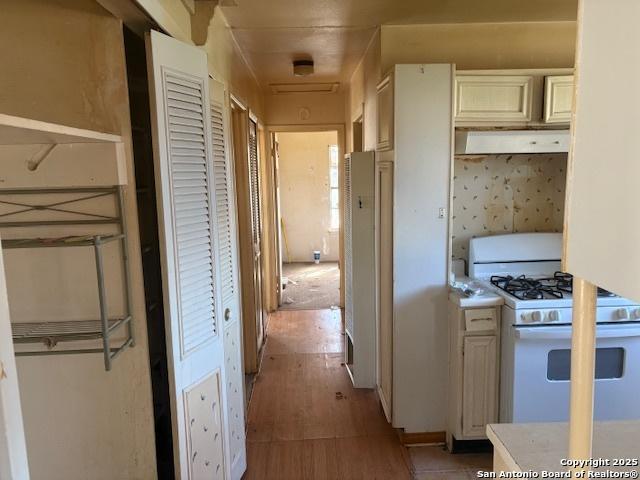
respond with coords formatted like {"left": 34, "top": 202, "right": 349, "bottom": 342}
{"left": 375, "top": 64, "right": 454, "bottom": 433}
{"left": 344, "top": 152, "right": 376, "bottom": 388}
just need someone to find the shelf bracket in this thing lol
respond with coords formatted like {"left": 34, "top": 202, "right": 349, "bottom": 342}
{"left": 26, "top": 144, "right": 57, "bottom": 171}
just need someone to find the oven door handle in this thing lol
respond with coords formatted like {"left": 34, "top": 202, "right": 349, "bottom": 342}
{"left": 515, "top": 326, "right": 640, "bottom": 340}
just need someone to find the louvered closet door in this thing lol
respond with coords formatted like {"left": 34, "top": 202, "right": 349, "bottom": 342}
{"left": 210, "top": 79, "right": 246, "bottom": 480}
{"left": 344, "top": 156, "right": 354, "bottom": 338}
{"left": 247, "top": 120, "right": 265, "bottom": 353}
{"left": 146, "top": 30, "right": 227, "bottom": 480}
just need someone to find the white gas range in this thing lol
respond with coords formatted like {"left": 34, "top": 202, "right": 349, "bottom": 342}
{"left": 468, "top": 233, "right": 640, "bottom": 423}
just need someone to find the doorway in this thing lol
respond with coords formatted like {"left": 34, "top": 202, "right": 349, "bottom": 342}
{"left": 352, "top": 114, "right": 363, "bottom": 153}
{"left": 123, "top": 26, "right": 174, "bottom": 479}
{"left": 274, "top": 130, "right": 341, "bottom": 310}
{"left": 229, "top": 99, "right": 266, "bottom": 376}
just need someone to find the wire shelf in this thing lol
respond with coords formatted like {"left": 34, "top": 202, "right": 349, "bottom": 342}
{"left": 2, "top": 234, "right": 124, "bottom": 249}
{"left": 12, "top": 317, "right": 130, "bottom": 344}
{"left": 0, "top": 186, "right": 134, "bottom": 371}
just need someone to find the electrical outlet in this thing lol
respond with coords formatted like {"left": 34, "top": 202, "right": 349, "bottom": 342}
{"left": 438, "top": 208, "right": 447, "bottom": 219}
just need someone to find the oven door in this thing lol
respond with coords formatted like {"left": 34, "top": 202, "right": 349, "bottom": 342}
{"left": 510, "top": 324, "right": 640, "bottom": 423}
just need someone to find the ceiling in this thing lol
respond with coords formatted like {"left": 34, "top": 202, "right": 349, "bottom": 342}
{"left": 221, "top": 0, "right": 578, "bottom": 90}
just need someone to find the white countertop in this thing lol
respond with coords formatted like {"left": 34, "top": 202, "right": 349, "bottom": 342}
{"left": 449, "top": 276, "right": 504, "bottom": 308}
{"left": 488, "top": 421, "right": 640, "bottom": 473}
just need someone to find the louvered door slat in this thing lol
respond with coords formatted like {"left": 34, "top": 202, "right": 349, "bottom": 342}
{"left": 345, "top": 156, "right": 354, "bottom": 337}
{"left": 165, "top": 73, "right": 217, "bottom": 355}
{"left": 248, "top": 120, "right": 261, "bottom": 248}
{"left": 210, "top": 101, "right": 236, "bottom": 308}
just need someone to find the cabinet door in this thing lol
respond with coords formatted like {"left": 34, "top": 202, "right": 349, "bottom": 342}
{"left": 544, "top": 75, "right": 574, "bottom": 124}
{"left": 376, "top": 75, "right": 394, "bottom": 151}
{"left": 376, "top": 160, "right": 393, "bottom": 421}
{"left": 462, "top": 335, "right": 497, "bottom": 438}
{"left": 455, "top": 75, "right": 533, "bottom": 123}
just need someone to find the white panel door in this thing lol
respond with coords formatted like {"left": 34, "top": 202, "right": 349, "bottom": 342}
{"left": 146, "top": 30, "right": 227, "bottom": 480}
{"left": 209, "top": 78, "right": 247, "bottom": 480}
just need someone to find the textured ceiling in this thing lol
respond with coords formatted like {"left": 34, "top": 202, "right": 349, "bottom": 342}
{"left": 221, "top": 0, "right": 578, "bottom": 89}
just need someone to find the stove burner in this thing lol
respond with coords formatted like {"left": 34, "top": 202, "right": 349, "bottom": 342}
{"left": 551, "top": 272, "right": 616, "bottom": 297}
{"left": 490, "top": 272, "right": 616, "bottom": 301}
{"left": 491, "top": 275, "right": 565, "bottom": 300}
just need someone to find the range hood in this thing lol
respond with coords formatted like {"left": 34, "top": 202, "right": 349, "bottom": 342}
{"left": 455, "top": 130, "right": 570, "bottom": 155}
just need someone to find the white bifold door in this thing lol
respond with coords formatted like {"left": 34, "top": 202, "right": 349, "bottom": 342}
{"left": 146, "top": 30, "right": 246, "bottom": 480}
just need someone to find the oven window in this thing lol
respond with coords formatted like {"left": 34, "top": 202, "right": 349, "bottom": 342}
{"left": 547, "top": 348, "right": 625, "bottom": 381}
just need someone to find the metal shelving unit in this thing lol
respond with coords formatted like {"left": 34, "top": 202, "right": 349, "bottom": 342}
{"left": 0, "top": 187, "right": 134, "bottom": 371}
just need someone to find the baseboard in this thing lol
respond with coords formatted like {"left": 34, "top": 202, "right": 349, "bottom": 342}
{"left": 399, "top": 430, "right": 447, "bottom": 445}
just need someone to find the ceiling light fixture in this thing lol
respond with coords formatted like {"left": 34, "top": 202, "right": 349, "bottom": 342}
{"left": 293, "top": 59, "right": 314, "bottom": 77}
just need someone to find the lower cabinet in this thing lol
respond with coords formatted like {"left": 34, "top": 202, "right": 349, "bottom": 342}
{"left": 447, "top": 299, "right": 501, "bottom": 449}
{"left": 462, "top": 335, "right": 497, "bottom": 438}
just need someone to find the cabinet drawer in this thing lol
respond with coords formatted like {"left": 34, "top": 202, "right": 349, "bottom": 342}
{"left": 455, "top": 75, "right": 533, "bottom": 123}
{"left": 464, "top": 308, "right": 497, "bottom": 332}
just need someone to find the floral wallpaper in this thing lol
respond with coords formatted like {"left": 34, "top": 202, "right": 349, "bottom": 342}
{"left": 452, "top": 153, "right": 567, "bottom": 262}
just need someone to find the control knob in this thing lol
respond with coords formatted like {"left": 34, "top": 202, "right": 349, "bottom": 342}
{"left": 531, "top": 311, "right": 543, "bottom": 323}
{"left": 615, "top": 308, "right": 630, "bottom": 320}
{"left": 548, "top": 310, "right": 560, "bottom": 322}
{"left": 633, "top": 308, "right": 640, "bottom": 320}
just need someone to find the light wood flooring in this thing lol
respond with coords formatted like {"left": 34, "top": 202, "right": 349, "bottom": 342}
{"left": 244, "top": 309, "right": 411, "bottom": 479}
{"left": 243, "top": 309, "right": 492, "bottom": 479}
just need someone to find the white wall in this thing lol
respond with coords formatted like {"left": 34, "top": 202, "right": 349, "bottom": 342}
{"left": 278, "top": 131, "right": 340, "bottom": 262}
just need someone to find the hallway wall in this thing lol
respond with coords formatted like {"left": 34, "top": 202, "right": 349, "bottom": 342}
{"left": 0, "top": 2, "right": 156, "bottom": 478}
{"left": 278, "top": 131, "right": 340, "bottom": 262}
{"left": 0, "top": 1, "right": 268, "bottom": 478}
{"left": 264, "top": 91, "right": 346, "bottom": 126}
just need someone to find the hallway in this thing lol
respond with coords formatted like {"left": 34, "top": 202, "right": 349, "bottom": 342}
{"left": 244, "top": 309, "right": 411, "bottom": 479}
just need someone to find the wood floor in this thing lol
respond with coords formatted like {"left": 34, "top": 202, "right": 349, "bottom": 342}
{"left": 244, "top": 309, "right": 411, "bottom": 479}
{"left": 280, "top": 263, "right": 340, "bottom": 310}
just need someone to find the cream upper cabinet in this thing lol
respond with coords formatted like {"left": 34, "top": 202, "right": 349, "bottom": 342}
{"left": 455, "top": 75, "right": 533, "bottom": 123}
{"left": 376, "top": 74, "right": 394, "bottom": 151}
{"left": 544, "top": 75, "right": 574, "bottom": 124}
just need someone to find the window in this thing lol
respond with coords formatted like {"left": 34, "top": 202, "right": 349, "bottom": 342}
{"left": 329, "top": 145, "right": 340, "bottom": 230}
{"left": 547, "top": 347, "right": 625, "bottom": 381}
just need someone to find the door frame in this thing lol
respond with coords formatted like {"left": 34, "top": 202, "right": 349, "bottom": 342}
{"left": 265, "top": 124, "right": 346, "bottom": 310}
{"left": 229, "top": 95, "right": 265, "bottom": 374}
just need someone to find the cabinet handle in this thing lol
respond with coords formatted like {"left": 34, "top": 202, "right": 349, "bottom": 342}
{"left": 224, "top": 308, "right": 231, "bottom": 321}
